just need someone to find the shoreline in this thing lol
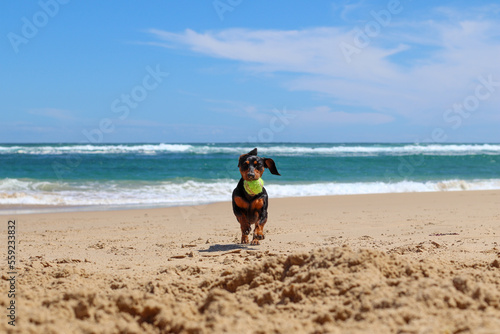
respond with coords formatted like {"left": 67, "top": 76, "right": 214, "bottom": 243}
{"left": 2, "top": 188, "right": 500, "bottom": 216}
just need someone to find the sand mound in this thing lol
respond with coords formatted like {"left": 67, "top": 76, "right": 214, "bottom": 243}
{"left": 2, "top": 246, "right": 500, "bottom": 333}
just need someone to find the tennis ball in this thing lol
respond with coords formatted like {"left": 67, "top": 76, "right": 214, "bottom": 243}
{"left": 244, "top": 178, "right": 264, "bottom": 195}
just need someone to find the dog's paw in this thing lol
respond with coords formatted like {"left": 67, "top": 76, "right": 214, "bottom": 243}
{"left": 253, "top": 233, "right": 265, "bottom": 240}
{"left": 241, "top": 235, "right": 249, "bottom": 244}
{"left": 251, "top": 233, "right": 264, "bottom": 245}
{"left": 250, "top": 239, "right": 260, "bottom": 245}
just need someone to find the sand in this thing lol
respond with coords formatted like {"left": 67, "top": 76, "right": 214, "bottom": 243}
{"left": 1, "top": 190, "right": 499, "bottom": 333}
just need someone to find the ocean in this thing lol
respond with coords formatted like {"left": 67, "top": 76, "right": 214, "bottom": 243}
{"left": 1, "top": 143, "right": 499, "bottom": 213}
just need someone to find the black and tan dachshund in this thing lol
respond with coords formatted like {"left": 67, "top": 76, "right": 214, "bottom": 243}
{"left": 232, "top": 148, "right": 280, "bottom": 244}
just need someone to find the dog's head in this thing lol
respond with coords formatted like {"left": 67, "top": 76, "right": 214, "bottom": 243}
{"left": 238, "top": 148, "right": 280, "bottom": 181}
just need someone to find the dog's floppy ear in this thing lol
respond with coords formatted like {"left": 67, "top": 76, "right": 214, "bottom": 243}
{"left": 263, "top": 158, "right": 280, "bottom": 175}
{"left": 247, "top": 148, "right": 258, "bottom": 156}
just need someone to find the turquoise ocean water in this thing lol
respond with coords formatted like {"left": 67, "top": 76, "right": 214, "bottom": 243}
{"left": 0, "top": 143, "right": 499, "bottom": 213}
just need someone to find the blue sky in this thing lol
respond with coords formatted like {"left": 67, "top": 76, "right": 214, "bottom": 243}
{"left": 1, "top": 0, "right": 499, "bottom": 143}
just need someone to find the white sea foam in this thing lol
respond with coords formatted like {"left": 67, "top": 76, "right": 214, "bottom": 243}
{"left": 262, "top": 144, "right": 500, "bottom": 156}
{"left": 1, "top": 143, "right": 499, "bottom": 156}
{"left": 1, "top": 178, "right": 500, "bottom": 211}
{"left": 0, "top": 144, "right": 194, "bottom": 155}
{"left": 266, "top": 179, "right": 500, "bottom": 196}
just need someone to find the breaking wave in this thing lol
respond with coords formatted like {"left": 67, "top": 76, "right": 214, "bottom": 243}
{"left": 1, "top": 143, "right": 500, "bottom": 156}
{"left": 1, "top": 178, "right": 499, "bottom": 211}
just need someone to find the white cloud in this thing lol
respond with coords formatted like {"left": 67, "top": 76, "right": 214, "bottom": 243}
{"left": 294, "top": 106, "right": 393, "bottom": 125}
{"left": 204, "top": 98, "right": 271, "bottom": 123}
{"left": 28, "top": 108, "right": 77, "bottom": 121}
{"left": 147, "top": 8, "right": 500, "bottom": 126}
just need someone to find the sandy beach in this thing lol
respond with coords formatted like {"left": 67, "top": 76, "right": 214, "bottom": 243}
{"left": 1, "top": 190, "right": 499, "bottom": 333}
{"left": 4, "top": 0, "right": 499, "bottom": 332}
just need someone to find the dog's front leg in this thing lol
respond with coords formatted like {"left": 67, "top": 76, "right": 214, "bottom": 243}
{"left": 250, "top": 198, "right": 267, "bottom": 245}
{"left": 251, "top": 216, "right": 267, "bottom": 245}
{"left": 237, "top": 214, "right": 251, "bottom": 244}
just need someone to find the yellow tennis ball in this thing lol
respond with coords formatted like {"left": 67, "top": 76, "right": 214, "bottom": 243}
{"left": 244, "top": 178, "right": 264, "bottom": 195}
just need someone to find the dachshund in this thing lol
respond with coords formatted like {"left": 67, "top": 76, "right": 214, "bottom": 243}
{"left": 232, "top": 148, "right": 280, "bottom": 244}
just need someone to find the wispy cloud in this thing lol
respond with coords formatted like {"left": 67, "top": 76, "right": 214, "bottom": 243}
{"left": 28, "top": 108, "right": 78, "bottom": 121}
{"left": 146, "top": 6, "right": 500, "bottom": 126}
{"left": 334, "top": 0, "right": 369, "bottom": 23}
{"left": 204, "top": 98, "right": 270, "bottom": 123}
{"left": 293, "top": 106, "right": 394, "bottom": 125}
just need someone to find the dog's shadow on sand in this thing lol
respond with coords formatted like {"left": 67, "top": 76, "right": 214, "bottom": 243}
{"left": 199, "top": 243, "right": 256, "bottom": 253}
